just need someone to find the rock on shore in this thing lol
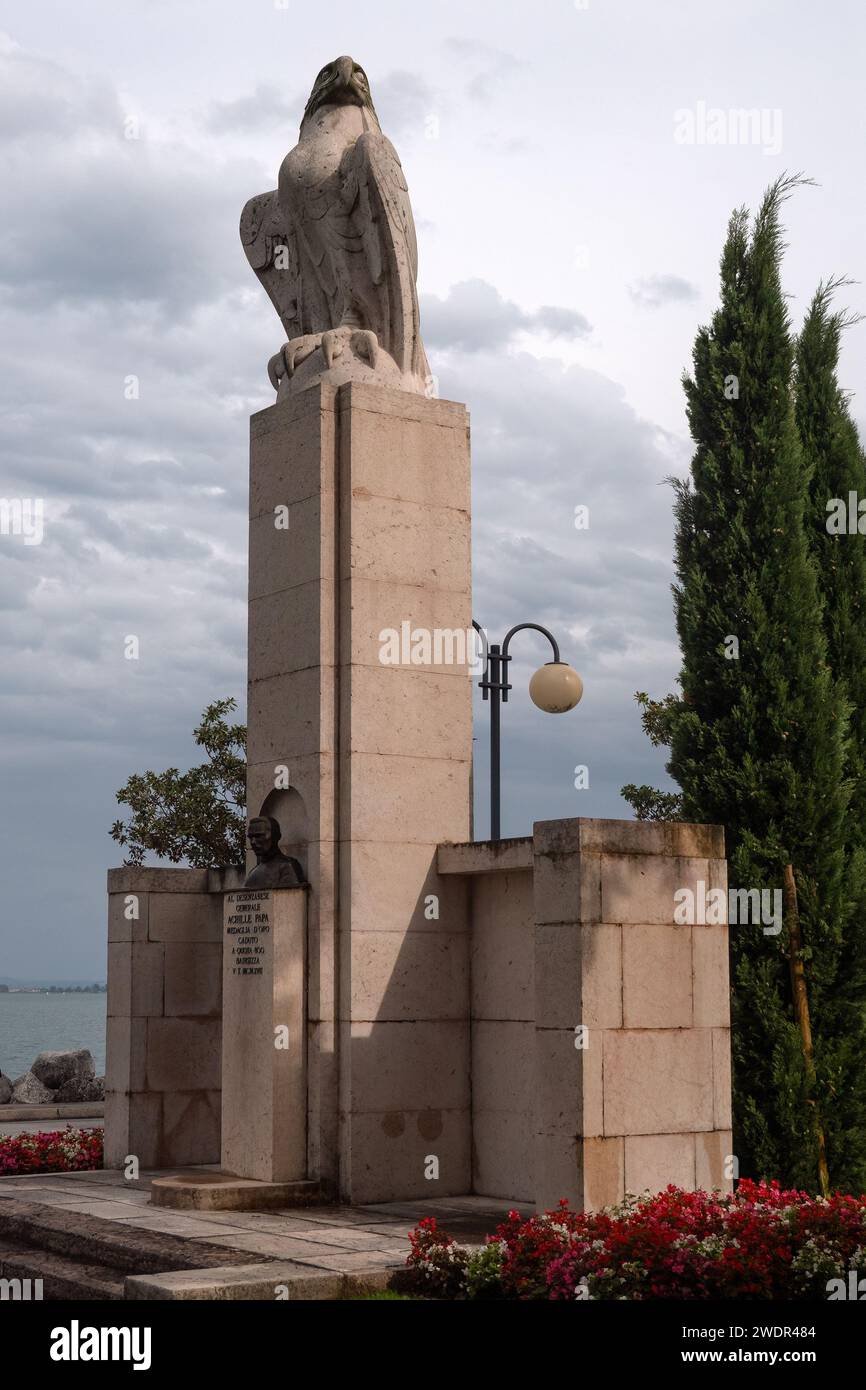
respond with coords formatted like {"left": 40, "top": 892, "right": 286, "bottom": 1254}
{"left": 0, "top": 1049, "right": 104, "bottom": 1105}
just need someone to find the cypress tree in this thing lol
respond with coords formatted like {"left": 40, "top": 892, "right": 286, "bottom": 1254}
{"left": 795, "top": 284, "right": 866, "bottom": 1186}
{"left": 797, "top": 282, "right": 866, "bottom": 826}
{"left": 625, "top": 176, "right": 860, "bottom": 1189}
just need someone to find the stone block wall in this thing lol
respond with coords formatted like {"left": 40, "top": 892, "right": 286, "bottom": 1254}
{"left": 105, "top": 867, "right": 240, "bottom": 1170}
{"left": 466, "top": 853, "right": 535, "bottom": 1201}
{"left": 440, "top": 817, "right": 731, "bottom": 1211}
{"left": 106, "top": 817, "right": 731, "bottom": 1205}
{"left": 531, "top": 818, "right": 731, "bottom": 1210}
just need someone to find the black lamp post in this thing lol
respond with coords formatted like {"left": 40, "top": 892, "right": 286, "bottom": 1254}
{"left": 472, "top": 619, "right": 583, "bottom": 842}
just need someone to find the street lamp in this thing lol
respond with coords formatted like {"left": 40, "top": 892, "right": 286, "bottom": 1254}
{"left": 472, "top": 620, "right": 583, "bottom": 841}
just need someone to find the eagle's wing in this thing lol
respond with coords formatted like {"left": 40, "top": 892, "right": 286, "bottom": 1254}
{"left": 340, "top": 132, "right": 430, "bottom": 382}
{"left": 239, "top": 190, "right": 302, "bottom": 340}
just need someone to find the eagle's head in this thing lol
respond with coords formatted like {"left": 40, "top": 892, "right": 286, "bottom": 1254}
{"left": 302, "top": 56, "right": 377, "bottom": 125}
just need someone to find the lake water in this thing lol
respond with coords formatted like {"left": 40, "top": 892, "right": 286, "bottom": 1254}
{"left": 0, "top": 993, "right": 106, "bottom": 1081}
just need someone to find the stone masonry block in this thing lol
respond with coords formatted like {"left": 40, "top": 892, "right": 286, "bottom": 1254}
{"left": 624, "top": 1133, "right": 696, "bottom": 1195}
{"left": 622, "top": 924, "right": 692, "bottom": 1028}
{"left": 147, "top": 893, "right": 221, "bottom": 944}
{"left": 164, "top": 941, "right": 222, "bottom": 1018}
{"left": 106, "top": 942, "right": 132, "bottom": 1018}
{"left": 603, "top": 1029, "right": 714, "bottom": 1135}
{"left": 472, "top": 871, "right": 534, "bottom": 1021}
{"left": 696, "top": 1130, "right": 734, "bottom": 1192}
{"left": 350, "top": 930, "right": 468, "bottom": 1022}
{"left": 345, "top": 1106, "right": 470, "bottom": 1204}
{"left": 146, "top": 1018, "right": 221, "bottom": 1092}
{"left": 692, "top": 924, "right": 730, "bottom": 1029}
{"left": 471, "top": 1021, "right": 534, "bottom": 1114}
{"left": 347, "top": 1020, "right": 469, "bottom": 1114}
{"left": 712, "top": 1028, "right": 732, "bottom": 1129}
{"left": 108, "top": 891, "right": 149, "bottom": 944}
{"left": 600, "top": 853, "right": 710, "bottom": 925}
{"left": 582, "top": 1135, "right": 625, "bottom": 1211}
{"left": 131, "top": 942, "right": 164, "bottom": 1017}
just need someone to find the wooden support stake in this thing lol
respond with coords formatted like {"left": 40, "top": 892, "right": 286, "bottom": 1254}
{"left": 783, "top": 862, "right": 830, "bottom": 1197}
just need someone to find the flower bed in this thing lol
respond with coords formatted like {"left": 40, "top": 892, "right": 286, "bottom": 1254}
{"left": 406, "top": 1182, "right": 866, "bottom": 1300}
{"left": 0, "top": 1126, "right": 103, "bottom": 1177}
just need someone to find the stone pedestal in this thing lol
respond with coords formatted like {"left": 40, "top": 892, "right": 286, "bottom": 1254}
{"left": 246, "top": 381, "right": 473, "bottom": 1201}
{"left": 221, "top": 887, "right": 307, "bottom": 1183}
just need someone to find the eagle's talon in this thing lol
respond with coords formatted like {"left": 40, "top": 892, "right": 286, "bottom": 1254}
{"left": 321, "top": 330, "right": 344, "bottom": 368}
{"left": 351, "top": 329, "right": 378, "bottom": 368}
{"left": 268, "top": 326, "right": 382, "bottom": 393}
{"left": 292, "top": 336, "right": 320, "bottom": 370}
{"left": 269, "top": 335, "right": 323, "bottom": 390}
{"left": 267, "top": 352, "right": 284, "bottom": 391}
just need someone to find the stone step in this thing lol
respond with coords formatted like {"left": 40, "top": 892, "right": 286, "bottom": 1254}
{"left": 150, "top": 1172, "right": 323, "bottom": 1212}
{"left": 0, "top": 1199, "right": 265, "bottom": 1277}
{"left": 0, "top": 1238, "right": 126, "bottom": 1301}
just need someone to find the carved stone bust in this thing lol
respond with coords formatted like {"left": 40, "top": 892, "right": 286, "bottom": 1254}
{"left": 244, "top": 816, "right": 306, "bottom": 889}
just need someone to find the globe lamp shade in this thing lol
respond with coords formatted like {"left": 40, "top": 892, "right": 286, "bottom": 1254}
{"left": 528, "top": 661, "right": 583, "bottom": 714}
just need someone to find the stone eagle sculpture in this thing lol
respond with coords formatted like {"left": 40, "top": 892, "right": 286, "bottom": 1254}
{"left": 240, "top": 56, "right": 431, "bottom": 399}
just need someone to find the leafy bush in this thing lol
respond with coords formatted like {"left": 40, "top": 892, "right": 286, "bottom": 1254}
{"left": 406, "top": 1217, "right": 469, "bottom": 1298}
{"left": 405, "top": 1183, "right": 866, "bottom": 1300}
{"left": 0, "top": 1126, "right": 103, "bottom": 1176}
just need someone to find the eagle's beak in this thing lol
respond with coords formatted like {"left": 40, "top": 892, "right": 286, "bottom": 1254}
{"left": 335, "top": 55, "right": 354, "bottom": 88}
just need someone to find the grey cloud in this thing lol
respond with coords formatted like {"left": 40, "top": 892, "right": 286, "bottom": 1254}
{"left": 206, "top": 83, "right": 303, "bottom": 135}
{"left": 372, "top": 70, "right": 439, "bottom": 145}
{"left": 628, "top": 273, "right": 700, "bottom": 309}
{"left": 442, "top": 37, "right": 526, "bottom": 101}
{"left": 421, "top": 278, "right": 591, "bottom": 352}
{"left": 0, "top": 148, "right": 243, "bottom": 312}
{"left": 0, "top": 41, "right": 121, "bottom": 141}
{"left": 0, "top": 39, "right": 256, "bottom": 315}
{"left": 534, "top": 304, "right": 594, "bottom": 337}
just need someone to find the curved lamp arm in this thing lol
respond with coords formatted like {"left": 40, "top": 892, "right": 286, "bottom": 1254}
{"left": 501, "top": 623, "right": 561, "bottom": 703}
{"left": 502, "top": 622, "right": 561, "bottom": 663}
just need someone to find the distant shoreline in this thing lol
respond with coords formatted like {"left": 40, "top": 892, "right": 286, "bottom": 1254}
{"left": 0, "top": 987, "right": 106, "bottom": 995}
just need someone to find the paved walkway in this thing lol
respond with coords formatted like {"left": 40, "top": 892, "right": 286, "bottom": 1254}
{"left": 0, "top": 1167, "right": 529, "bottom": 1278}
{"left": 0, "top": 1103, "right": 103, "bottom": 1140}
{"left": 0, "top": 1118, "right": 102, "bottom": 1138}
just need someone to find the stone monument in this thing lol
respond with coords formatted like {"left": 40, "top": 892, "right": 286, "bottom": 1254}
{"left": 108, "top": 56, "right": 732, "bottom": 1213}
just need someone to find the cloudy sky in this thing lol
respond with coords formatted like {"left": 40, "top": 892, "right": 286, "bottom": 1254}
{"left": 2, "top": 0, "right": 865, "bottom": 979}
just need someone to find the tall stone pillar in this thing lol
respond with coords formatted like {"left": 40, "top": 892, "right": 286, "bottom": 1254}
{"left": 246, "top": 381, "right": 473, "bottom": 1202}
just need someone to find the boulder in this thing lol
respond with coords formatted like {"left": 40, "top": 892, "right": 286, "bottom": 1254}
{"left": 55, "top": 1074, "right": 105, "bottom": 1104}
{"left": 31, "top": 1048, "right": 95, "bottom": 1091}
{"left": 10, "top": 1071, "right": 54, "bottom": 1105}
{"left": 0, "top": 1073, "right": 12, "bottom": 1104}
